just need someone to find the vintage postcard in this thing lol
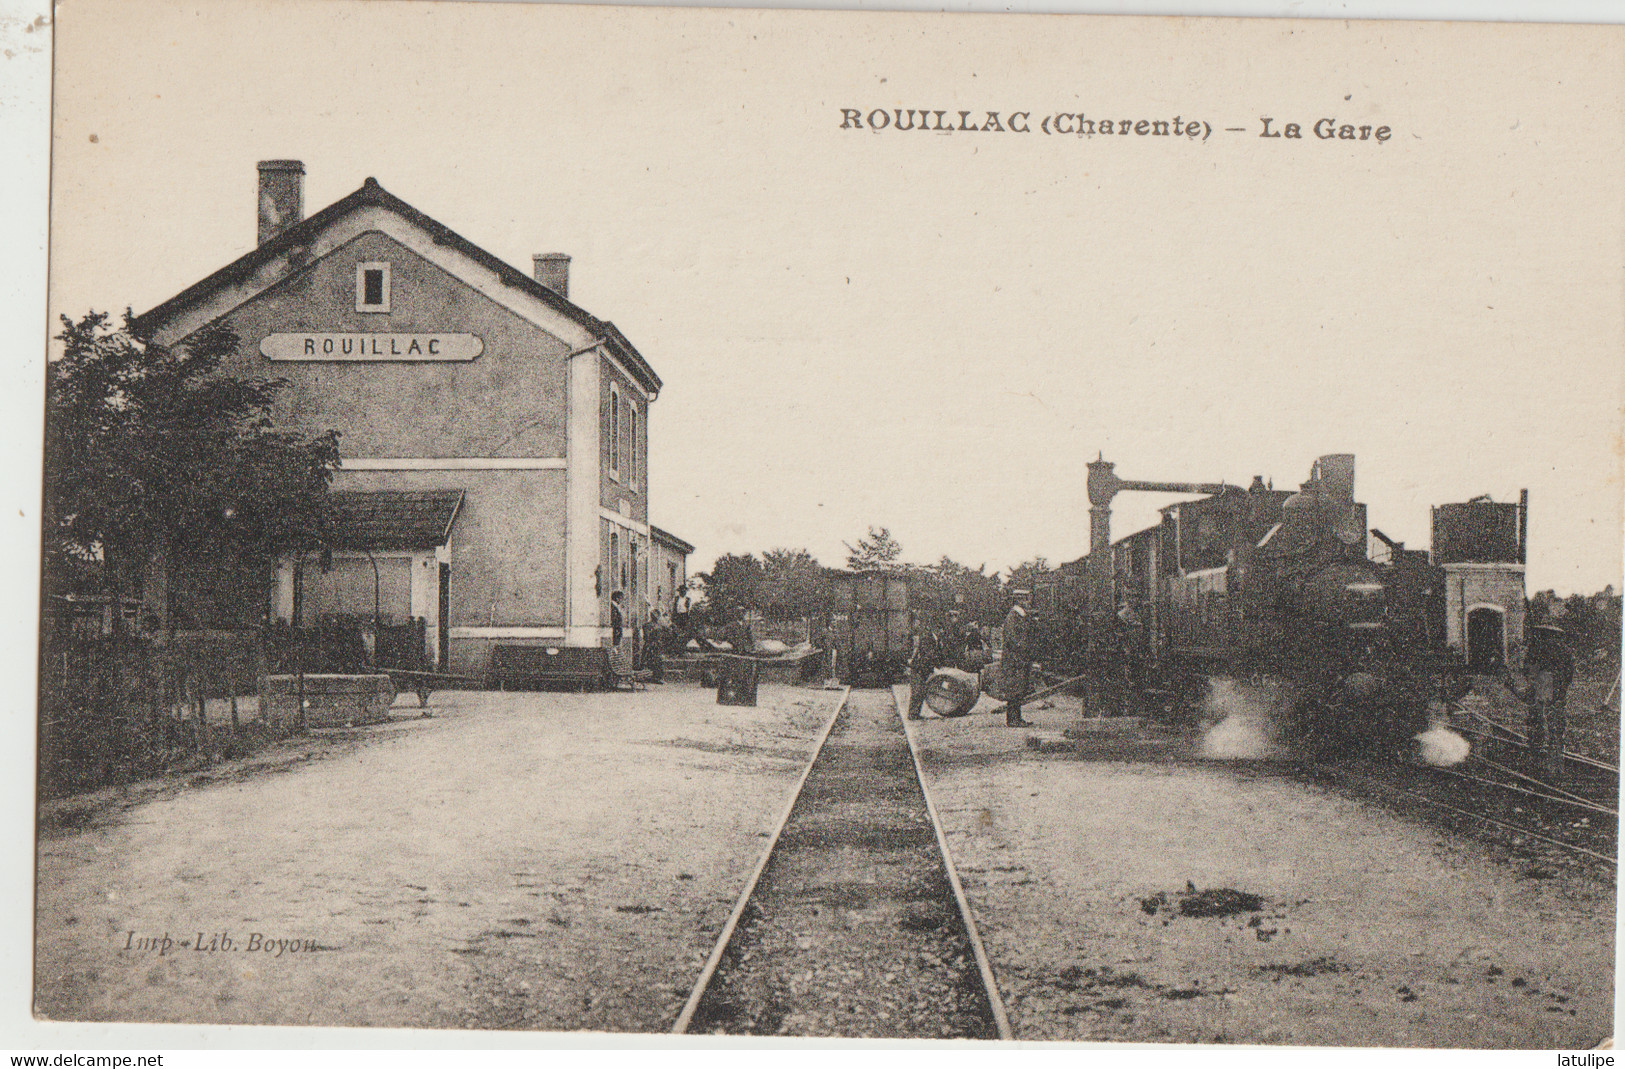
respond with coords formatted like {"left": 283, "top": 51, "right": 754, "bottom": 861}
{"left": 20, "top": 0, "right": 1624, "bottom": 1053}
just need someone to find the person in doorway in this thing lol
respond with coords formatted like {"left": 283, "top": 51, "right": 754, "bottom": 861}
{"left": 1001, "top": 590, "right": 1035, "bottom": 727}
{"left": 906, "top": 612, "right": 947, "bottom": 720}
{"left": 1503, "top": 622, "right": 1574, "bottom": 778}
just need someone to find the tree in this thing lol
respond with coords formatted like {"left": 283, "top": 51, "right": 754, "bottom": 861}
{"left": 44, "top": 311, "right": 341, "bottom": 624}
{"left": 1005, "top": 556, "right": 1055, "bottom": 593}
{"left": 844, "top": 525, "right": 903, "bottom": 571}
{"left": 919, "top": 556, "right": 1004, "bottom": 622}
{"left": 694, "top": 552, "right": 765, "bottom": 623}
{"left": 1527, "top": 589, "right": 1560, "bottom": 625}
{"left": 761, "top": 547, "right": 822, "bottom": 618}
{"left": 1556, "top": 587, "right": 1622, "bottom": 666}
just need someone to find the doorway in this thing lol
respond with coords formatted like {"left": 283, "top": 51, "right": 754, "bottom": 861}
{"left": 438, "top": 563, "right": 450, "bottom": 670}
{"left": 1466, "top": 606, "right": 1505, "bottom": 672}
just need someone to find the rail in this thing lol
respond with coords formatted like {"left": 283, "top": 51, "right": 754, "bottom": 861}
{"left": 1456, "top": 705, "right": 1620, "bottom": 777}
{"left": 670, "top": 685, "right": 849, "bottom": 1034}
{"left": 1322, "top": 765, "right": 1617, "bottom": 867}
{"left": 899, "top": 693, "right": 1014, "bottom": 1039}
{"left": 672, "top": 685, "right": 1010, "bottom": 1038}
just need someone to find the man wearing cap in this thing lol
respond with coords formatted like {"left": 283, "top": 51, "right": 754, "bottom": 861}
{"left": 1000, "top": 590, "right": 1035, "bottom": 727}
{"left": 1505, "top": 621, "right": 1575, "bottom": 778}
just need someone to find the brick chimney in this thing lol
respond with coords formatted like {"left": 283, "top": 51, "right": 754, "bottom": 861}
{"left": 257, "top": 160, "right": 305, "bottom": 246}
{"left": 532, "top": 253, "right": 571, "bottom": 298}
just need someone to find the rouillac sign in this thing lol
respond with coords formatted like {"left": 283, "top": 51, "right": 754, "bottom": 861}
{"left": 260, "top": 333, "right": 484, "bottom": 361}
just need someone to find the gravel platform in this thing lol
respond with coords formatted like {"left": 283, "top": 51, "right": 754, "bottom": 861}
{"left": 689, "top": 688, "right": 998, "bottom": 1039}
{"left": 904, "top": 692, "right": 1616, "bottom": 1048}
{"left": 35, "top": 684, "right": 837, "bottom": 1032}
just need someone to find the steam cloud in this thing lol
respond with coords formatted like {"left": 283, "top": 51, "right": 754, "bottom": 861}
{"left": 1415, "top": 724, "right": 1471, "bottom": 767}
{"left": 1200, "top": 679, "right": 1471, "bottom": 765}
{"left": 1200, "top": 678, "right": 1291, "bottom": 760}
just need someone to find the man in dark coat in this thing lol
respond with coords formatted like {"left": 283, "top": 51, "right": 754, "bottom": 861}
{"left": 643, "top": 607, "right": 666, "bottom": 683}
{"left": 906, "top": 612, "right": 947, "bottom": 721}
{"left": 609, "top": 590, "right": 626, "bottom": 648}
{"left": 722, "top": 612, "right": 755, "bottom": 657}
{"left": 1506, "top": 622, "right": 1575, "bottom": 777}
{"left": 1001, "top": 590, "right": 1035, "bottom": 727}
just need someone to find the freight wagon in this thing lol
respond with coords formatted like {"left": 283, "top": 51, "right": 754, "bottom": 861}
{"left": 819, "top": 569, "right": 912, "bottom": 687}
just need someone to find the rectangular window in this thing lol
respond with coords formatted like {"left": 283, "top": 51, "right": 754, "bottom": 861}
{"left": 355, "top": 261, "right": 390, "bottom": 312}
{"left": 627, "top": 402, "right": 638, "bottom": 489}
{"left": 609, "top": 388, "right": 620, "bottom": 479}
{"left": 609, "top": 530, "right": 620, "bottom": 592}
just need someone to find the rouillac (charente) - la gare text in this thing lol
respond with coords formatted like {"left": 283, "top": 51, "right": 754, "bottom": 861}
{"left": 840, "top": 109, "right": 1392, "bottom": 142}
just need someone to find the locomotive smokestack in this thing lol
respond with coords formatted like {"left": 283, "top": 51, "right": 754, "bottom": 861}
{"left": 1316, "top": 454, "right": 1355, "bottom": 506}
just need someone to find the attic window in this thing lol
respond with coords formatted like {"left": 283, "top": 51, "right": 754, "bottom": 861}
{"left": 356, "top": 261, "right": 390, "bottom": 312}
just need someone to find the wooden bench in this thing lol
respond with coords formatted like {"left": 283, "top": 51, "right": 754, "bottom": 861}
{"left": 377, "top": 667, "right": 483, "bottom": 710}
{"left": 263, "top": 673, "right": 396, "bottom": 726}
{"left": 491, "top": 645, "right": 611, "bottom": 691}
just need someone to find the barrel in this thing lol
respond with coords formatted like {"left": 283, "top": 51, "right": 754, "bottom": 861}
{"left": 924, "top": 668, "right": 981, "bottom": 718}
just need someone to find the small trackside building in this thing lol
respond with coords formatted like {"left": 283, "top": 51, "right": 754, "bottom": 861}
{"left": 1431, "top": 495, "right": 1529, "bottom": 671}
{"left": 650, "top": 525, "right": 695, "bottom": 622}
{"left": 134, "top": 161, "right": 680, "bottom": 673}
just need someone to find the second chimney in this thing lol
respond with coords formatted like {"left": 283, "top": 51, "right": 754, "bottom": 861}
{"left": 532, "top": 253, "right": 571, "bottom": 298}
{"left": 257, "top": 160, "right": 305, "bottom": 246}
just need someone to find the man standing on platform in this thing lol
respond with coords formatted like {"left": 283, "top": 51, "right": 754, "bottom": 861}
{"left": 673, "top": 585, "right": 693, "bottom": 645}
{"left": 906, "top": 612, "right": 946, "bottom": 721}
{"left": 610, "top": 590, "right": 626, "bottom": 650}
{"left": 1001, "top": 590, "right": 1035, "bottom": 727}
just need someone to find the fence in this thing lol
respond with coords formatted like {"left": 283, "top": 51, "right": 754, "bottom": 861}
{"left": 39, "top": 600, "right": 431, "bottom": 797}
{"left": 38, "top": 620, "right": 270, "bottom": 797}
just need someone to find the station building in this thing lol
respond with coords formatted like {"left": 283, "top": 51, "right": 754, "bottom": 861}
{"left": 135, "top": 161, "right": 689, "bottom": 672}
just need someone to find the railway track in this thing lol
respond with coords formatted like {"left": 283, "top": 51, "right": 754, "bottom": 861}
{"left": 1316, "top": 738, "right": 1618, "bottom": 871}
{"left": 673, "top": 687, "right": 1011, "bottom": 1039}
{"left": 1450, "top": 712, "right": 1620, "bottom": 785}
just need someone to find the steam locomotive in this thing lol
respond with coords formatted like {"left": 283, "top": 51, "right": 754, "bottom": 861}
{"left": 1009, "top": 454, "right": 1466, "bottom": 749}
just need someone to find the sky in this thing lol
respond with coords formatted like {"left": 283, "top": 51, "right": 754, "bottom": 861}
{"left": 42, "top": 0, "right": 1625, "bottom": 595}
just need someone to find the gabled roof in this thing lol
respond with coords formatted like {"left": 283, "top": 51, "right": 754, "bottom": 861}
{"left": 320, "top": 490, "right": 464, "bottom": 551}
{"left": 132, "top": 177, "right": 661, "bottom": 395}
{"left": 650, "top": 525, "right": 695, "bottom": 554}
